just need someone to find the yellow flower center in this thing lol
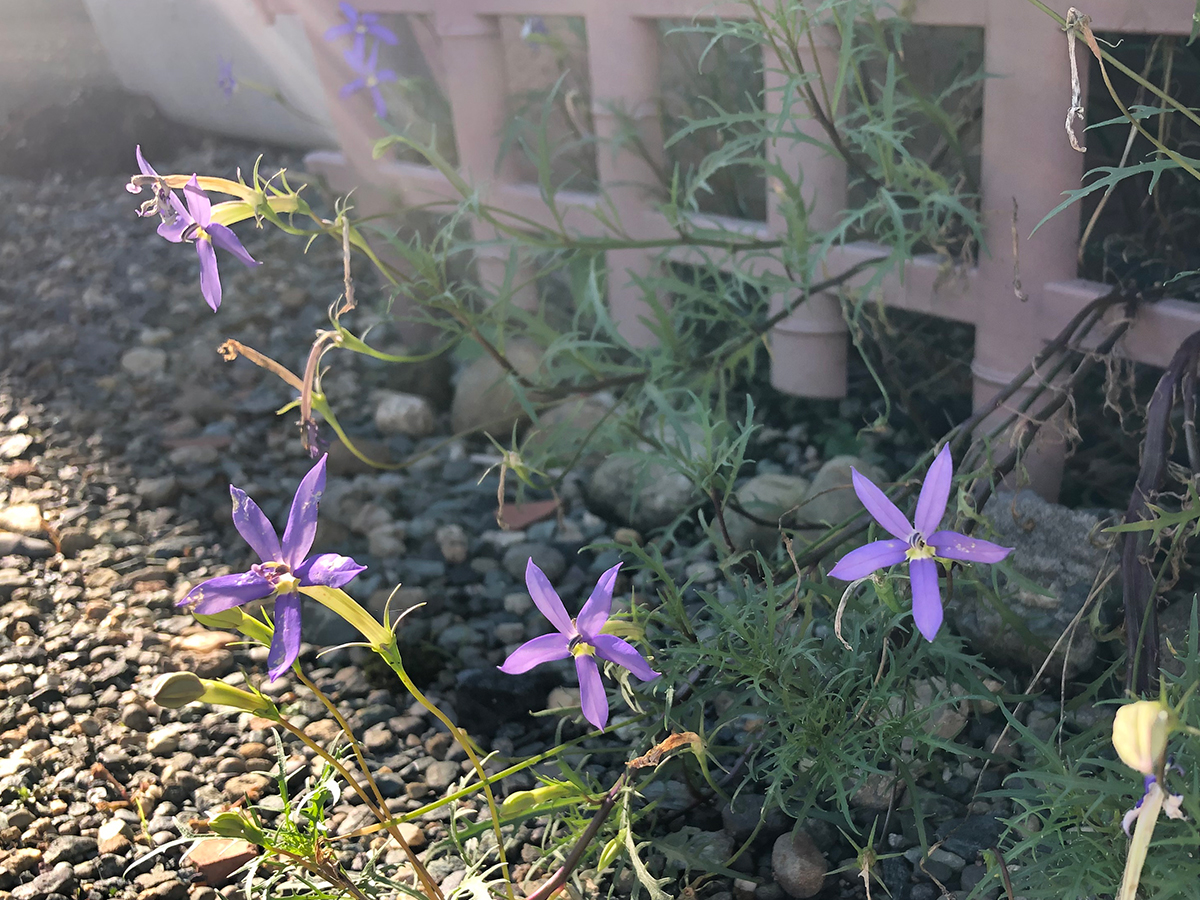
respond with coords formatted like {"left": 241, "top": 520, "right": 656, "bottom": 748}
{"left": 194, "top": 225, "right": 210, "bottom": 241}
{"left": 275, "top": 573, "right": 301, "bottom": 595}
{"left": 569, "top": 635, "right": 595, "bottom": 658}
{"left": 905, "top": 534, "right": 936, "bottom": 561}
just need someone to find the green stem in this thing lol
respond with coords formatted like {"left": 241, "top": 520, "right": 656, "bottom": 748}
{"left": 385, "top": 655, "right": 515, "bottom": 900}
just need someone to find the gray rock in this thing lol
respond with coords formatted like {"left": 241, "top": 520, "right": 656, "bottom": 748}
{"left": 0, "top": 433, "right": 34, "bottom": 459}
{"left": 951, "top": 490, "right": 1115, "bottom": 678}
{"left": 662, "top": 827, "right": 734, "bottom": 873}
{"left": 522, "top": 393, "right": 619, "bottom": 465}
{"left": 11, "top": 862, "right": 74, "bottom": 900}
{"left": 771, "top": 830, "right": 827, "bottom": 898}
{"left": 725, "top": 474, "right": 810, "bottom": 552}
{"left": 137, "top": 476, "right": 182, "bottom": 507}
{"left": 0, "top": 532, "right": 54, "bottom": 557}
{"left": 721, "top": 792, "right": 791, "bottom": 842}
{"left": 449, "top": 341, "right": 543, "bottom": 438}
{"left": 585, "top": 455, "right": 699, "bottom": 532}
{"left": 794, "top": 456, "right": 887, "bottom": 536}
{"left": 375, "top": 391, "right": 436, "bottom": 437}
{"left": 43, "top": 835, "right": 96, "bottom": 866}
{"left": 436, "top": 523, "right": 469, "bottom": 565}
{"left": 424, "top": 759, "right": 461, "bottom": 790}
{"left": 0, "top": 503, "right": 43, "bottom": 535}
{"left": 120, "top": 347, "right": 167, "bottom": 377}
{"left": 502, "top": 542, "right": 566, "bottom": 583}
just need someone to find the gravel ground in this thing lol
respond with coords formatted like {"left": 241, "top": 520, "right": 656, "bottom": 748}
{"left": 0, "top": 138, "right": 1041, "bottom": 900}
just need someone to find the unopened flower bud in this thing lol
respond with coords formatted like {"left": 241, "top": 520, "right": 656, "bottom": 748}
{"left": 1112, "top": 699, "right": 1174, "bottom": 775}
{"left": 207, "top": 810, "right": 266, "bottom": 844}
{"left": 151, "top": 672, "right": 207, "bottom": 709}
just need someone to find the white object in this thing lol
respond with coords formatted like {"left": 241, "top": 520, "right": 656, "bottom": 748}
{"left": 82, "top": 0, "right": 335, "bottom": 148}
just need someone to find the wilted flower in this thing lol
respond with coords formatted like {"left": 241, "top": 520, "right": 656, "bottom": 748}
{"left": 339, "top": 44, "right": 397, "bottom": 120}
{"left": 1122, "top": 773, "right": 1185, "bottom": 836}
{"left": 499, "top": 560, "right": 659, "bottom": 731}
{"left": 1112, "top": 699, "right": 1175, "bottom": 776}
{"left": 217, "top": 57, "right": 237, "bottom": 99}
{"left": 178, "top": 454, "right": 365, "bottom": 680}
{"left": 180, "top": 176, "right": 261, "bottom": 311}
{"left": 827, "top": 444, "right": 1012, "bottom": 641}
{"left": 125, "top": 145, "right": 190, "bottom": 242}
{"left": 324, "top": 2, "right": 398, "bottom": 59}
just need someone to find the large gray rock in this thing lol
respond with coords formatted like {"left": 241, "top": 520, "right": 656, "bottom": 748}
{"left": 725, "top": 474, "right": 811, "bottom": 552}
{"left": 521, "top": 393, "right": 619, "bottom": 465}
{"left": 584, "top": 419, "right": 713, "bottom": 532}
{"left": 950, "top": 490, "right": 1116, "bottom": 678}
{"left": 449, "top": 341, "right": 543, "bottom": 438}
{"left": 794, "top": 456, "right": 887, "bottom": 538}
{"left": 585, "top": 455, "right": 699, "bottom": 532}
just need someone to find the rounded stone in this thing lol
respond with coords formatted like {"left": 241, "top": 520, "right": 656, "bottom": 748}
{"left": 771, "top": 830, "right": 827, "bottom": 899}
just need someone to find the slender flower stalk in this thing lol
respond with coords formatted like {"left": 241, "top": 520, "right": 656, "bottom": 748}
{"left": 180, "top": 176, "right": 262, "bottom": 311}
{"left": 499, "top": 560, "right": 660, "bottom": 731}
{"left": 177, "top": 454, "right": 365, "bottom": 679}
{"left": 339, "top": 44, "right": 398, "bottom": 120}
{"left": 827, "top": 444, "right": 1012, "bottom": 641}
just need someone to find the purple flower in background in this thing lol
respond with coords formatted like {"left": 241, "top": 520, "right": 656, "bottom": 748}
{"left": 499, "top": 560, "right": 659, "bottom": 732}
{"left": 180, "top": 176, "right": 261, "bottom": 311}
{"left": 339, "top": 44, "right": 397, "bottom": 120}
{"left": 520, "top": 16, "right": 549, "bottom": 43}
{"left": 324, "top": 2, "right": 398, "bottom": 59}
{"left": 125, "top": 145, "right": 191, "bottom": 242}
{"left": 217, "top": 57, "right": 237, "bottom": 99}
{"left": 827, "top": 444, "right": 1013, "bottom": 641}
{"left": 178, "top": 455, "right": 365, "bottom": 681}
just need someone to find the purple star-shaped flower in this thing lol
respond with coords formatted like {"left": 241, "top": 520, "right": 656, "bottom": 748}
{"left": 339, "top": 43, "right": 397, "bottom": 120}
{"left": 217, "top": 57, "right": 237, "bottom": 99}
{"left": 180, "top": 176, "right": 261, "bottom": 311}
{"left": 324, "top": 2, "right": 398, "bottom": 60}
{"left": 125, "top": 146, "right": 191, "bottom": 242}
{"left": 499, "top": 560, "right": 660, "bottom": 732}
{"left": 827, "top": 444, "right": 1013, "bottom": 641}
{"left": 178, "top": 454, "right": 365, "bottom": 680}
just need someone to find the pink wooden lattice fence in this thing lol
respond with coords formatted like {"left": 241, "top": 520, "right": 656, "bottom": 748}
{"left": 253, "top": 0, "right": 1198, "bottom": 498}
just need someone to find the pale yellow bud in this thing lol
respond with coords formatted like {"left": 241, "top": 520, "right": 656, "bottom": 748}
{"left": 151, "top": 672, "right": 207, "bottom": 708}
{"left": 1112, "top": 699, "right": 1173, "bottom": 775}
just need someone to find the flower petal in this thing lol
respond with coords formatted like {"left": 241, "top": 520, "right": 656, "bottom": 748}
{"left": 575, "top": 563, "right": 620, "bottom": 640}
{"left": 851, "top": 468, "right": 913, "bottom": 540}
{"left": 908, "top": 557, "right": 943, "bottom": 641}
{"left": 267, "top": 591, "right": 303, "bottom": 681}
{"left": 135, "top": 144, "right": 157, "bottom": 178}
{"left": 928, "top": 530, "right": 1013, "bottom": 564}
{"left": 914, "top": 444, "right": 953, "bottom": 536}
{"left": 157, "top": 207, "right": 191, "bottom": 243}
{"left": 183, "top": 176, "right": 211, "bottom": 226}
{"left": 207, "top": 222, "right": 261, "bottom": 269}
{"left": 371, "top": 23, "right": 399, "bottom": 44}
{"left": 324, "top": 22, "right": 354, "bottom": 40}
{"left": 182, "top": 572, "right": 272, "bottom": 614}
{"left": 339, "top": 78, "right": 366, "bottom": 98}
{"left": 296, "top": 552, "right": 366, "bottom": 588}
{"left": 827, "top": 539, "right": 908, "bottom": 581}
{"left": 370, "top": 87, "right": 387, "bottom": 119}
{"left": 575, "top": 654, "right": 608, "bottom": 732}
{"left": 281, "top": 454, "right": 327, "bottom": 569}
{"left": 497, "top": 633, "right": 572, "bottom": 674}
{"left": 195, "top": 238, "right": 222, "bottom": 311}
{"left": 525, "top": 558, "right": 573, "bottom": 635}
{"left": 229, "top": 486, "right": 281, "bottom": 563}
{"left": 592, "top": 634, "right": 659, "bottom": 682}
